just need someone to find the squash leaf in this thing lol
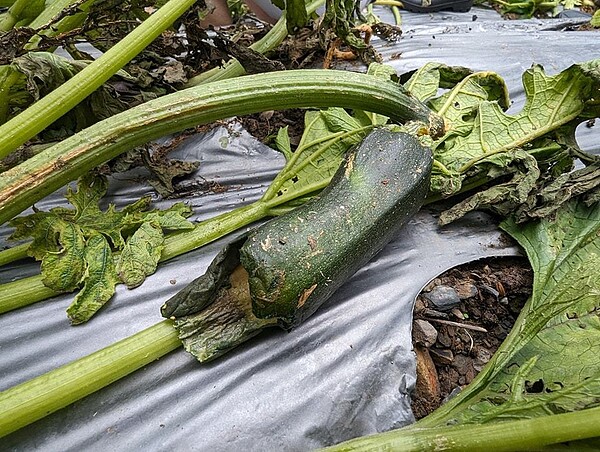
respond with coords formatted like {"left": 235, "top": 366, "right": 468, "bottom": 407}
{"left": 117, "top": 221, "right": 165, "bottom": 289}
{"left": 8, "top": 174, "right": 193, "bottom": 322}
{"left": 417, "top": 60, "right": 600, "bottom": 222}
{"left": 66, "top": 233, "right": 118, "bottom": 325}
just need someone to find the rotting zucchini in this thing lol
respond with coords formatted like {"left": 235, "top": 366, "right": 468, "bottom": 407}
{"left": 161, "top": 128, "right": 433, "bottom": 362}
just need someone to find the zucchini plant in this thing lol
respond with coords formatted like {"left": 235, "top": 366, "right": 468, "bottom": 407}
{"left": 1, "top": 59, "right": 600, "bottom": 444}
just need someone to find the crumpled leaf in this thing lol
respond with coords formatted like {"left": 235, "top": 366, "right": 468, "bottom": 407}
{"left": 66, "top": 233, "right": 119, "bottom": 325}
{"left": 63, "top": 173, "right": 152, "bottom": 249}
{"left": 414, "top": 200, "right": 600, "bottom": 434}
{"left": 415, "top": 60, "right": 600, "bottom": 221}
{"left": 39, "top": 219, "right": 86, "bottom": 292}
{"left": 9, "top": 173, "right": 193, "bottom": 321}
{"left": 434, "top": 62, "right": 596, "bottom": 177}
{"left": 439, "top": 150, "right": 540, "bottom": 225}
{"left": 142, "top": 151, "right": 201, "bottom": 197}
{"left": 117, "top": 221, "right": 165, "bottom": 289}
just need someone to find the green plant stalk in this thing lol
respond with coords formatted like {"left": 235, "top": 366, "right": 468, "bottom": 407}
{"left": 0, "top": 69, "right": 442, "bottom": 226}
{"left": 0, "top": 242, "right": 29, "bottom": 267}
{"left": 0, "top": 319, "right": 180, "bottom": 438}
{"left": 323, "top": 406, "right": 600, "bottom": 451}
{"left": 0, "top": 274, "right": 58, "bottom": 314}
{"left": 27, "top": 0, "right": 93, "bottom": 28}
{"left": 0, "top": 0, "right": 197, "bottom": 159}
{"left": 0, "top": 0, "right": 28, "bottom": 31}
{"left": 185, "top": 0, "right": 325, "bottom": 86}
{"left": 25, "top": 0, "right": 96, "bottom": 50}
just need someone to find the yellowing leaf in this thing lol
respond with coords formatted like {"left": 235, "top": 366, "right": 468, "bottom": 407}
{"left": 40, "top": 220, "right": 86, "bottom": 292}
{"left": 117, "top": 221, "right": 164, "bottom": 289}
{"left": 66, "top": 233, "right": 118, "bottom": 325}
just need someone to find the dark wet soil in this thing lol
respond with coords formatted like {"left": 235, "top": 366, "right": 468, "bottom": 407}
{"left": 411, "top": 256, "right": 533, "bottom": 419}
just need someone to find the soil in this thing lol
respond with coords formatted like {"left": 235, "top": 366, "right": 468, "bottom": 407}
{"left": 411, "top": 256, "right": 533, "bottom": 419}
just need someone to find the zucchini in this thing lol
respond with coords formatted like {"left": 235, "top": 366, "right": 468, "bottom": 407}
{"left": 161, "top": 128, "right": 433, "bottom": 362}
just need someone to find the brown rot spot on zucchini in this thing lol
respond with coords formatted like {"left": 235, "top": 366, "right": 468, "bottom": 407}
{"left": 161, "top": 128, "right": 433, "bottom": 362}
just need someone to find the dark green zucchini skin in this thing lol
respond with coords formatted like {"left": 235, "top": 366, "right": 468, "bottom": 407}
{"left": 240, "top": 128, "right": 432, "bottom": 328}
{"left": 161, "top": 128, "right": 432, "bottom": 361}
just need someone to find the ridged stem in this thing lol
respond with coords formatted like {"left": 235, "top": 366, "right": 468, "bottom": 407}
{"left": 0, "top": 0, "right": 197, "bottom": 159}
{"left": 0, "top": 69, "right": 441, "bottom": 226}
{"left": 0, "top": 320, "right": 180, "bottom": 438}
{"left": 324, "top": 406, "right": 600, "bottom": 451}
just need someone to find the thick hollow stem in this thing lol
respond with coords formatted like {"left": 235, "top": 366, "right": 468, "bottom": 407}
{"left": 0, "top": 0, "right": 27, "bottom": 31}
{"left": 0, "top": 320, "right": 180, "bottom": 438}
{"left": 0, "top": 0, "right": 197, "bottom": 159}
{"left": 0, "top": 274, "right": 59, "bottom": 314}
{"left": 0, "top": 69, "right": 441, "bottom": 226}
{"left": 0, "top": 241, "right": 29, "bottom": 267}
{"left": 325, "top": 406, "right": 600, "bottom": 451}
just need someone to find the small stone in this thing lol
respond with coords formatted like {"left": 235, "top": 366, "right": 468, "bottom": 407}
{"left": 414, "top": 296, "right": 427, "bottom": 315}
{"left": 423, "top": 285, "right": 461, "bottom": 312}
{"left": 455, "top": 282, "right": 478, "bottom": 299}
{"left": 414, "top": 345, "right": 440, "bottom": 401}
{"left": 422, "top": 308, "right": 449, "bottom": 319}
{"left": 429, "top": 348, "right": 454, "bottom": 365}
{"left": 423, "top": 278, "right": 441, "bottom": 293}
{"left": 480, "top": 284, "right": 499, "bottom": 299}
{"left": 437, "top": 329, "right": 452, "bottom": 348}
{"left": 413, "top": 319, "right": 438, "bottom": 347}
{"left": 473, "top": 347, "right": 493, "bottom": 372}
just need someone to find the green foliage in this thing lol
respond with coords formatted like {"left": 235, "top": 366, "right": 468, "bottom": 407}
{"left": 9, "top": 173, "right": 194, "bottom": 322}
{"left": 407, "top": 60, "right": 600, "bottom": 223}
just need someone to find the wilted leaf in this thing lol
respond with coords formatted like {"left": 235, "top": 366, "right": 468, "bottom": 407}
{"left": 285, "top": 0, "right": 308, "bottom": 32}
{"left": 66, "top": 233, "right": 118, "bottom": 325}
{"left": 144, "top": 202, "right": 194, "bottom": 231}
{"left": 274, "top": 126, "right": 292, "bottom": 159}
{"left": 40, "top": 220, "right": 86, "bottom": 292}
{"left": 117, "top": 221, "right": 165, "bottom": 289}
